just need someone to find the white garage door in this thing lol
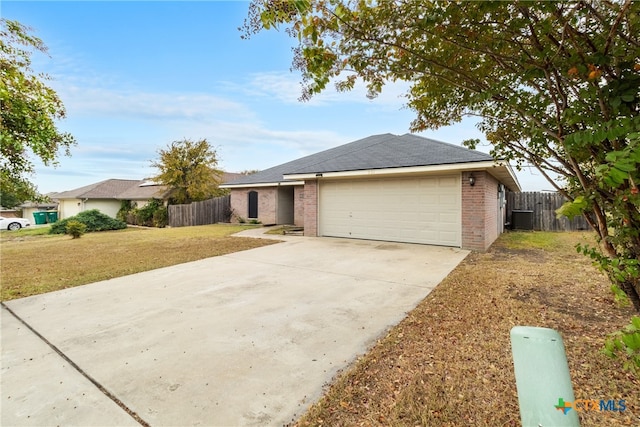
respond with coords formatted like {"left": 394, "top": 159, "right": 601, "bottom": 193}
{"left": 319, "top": 175, "right": 461, "bottom": 247}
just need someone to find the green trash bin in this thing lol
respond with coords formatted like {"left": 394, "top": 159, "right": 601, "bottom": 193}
{"left": 45, "top": 211, "right": 58, "bottom": 223}
{"left": 33, "top": 212, "right": 47, "bottom": 225}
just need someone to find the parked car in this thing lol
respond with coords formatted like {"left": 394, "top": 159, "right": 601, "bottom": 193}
{"left": 0, "top": 216, "right": 31, "bottom": 231}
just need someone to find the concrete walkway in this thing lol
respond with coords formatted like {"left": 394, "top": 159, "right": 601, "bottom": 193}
{"left": 1, "top": 229, "right": 468, "bottom": 426}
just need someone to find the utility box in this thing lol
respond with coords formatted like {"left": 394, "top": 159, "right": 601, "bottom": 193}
{"left": 511, "top": 210, "right": 534, "bottom": 230}
{"left": 511, "top": 326, "right": 579, "bottom": 427}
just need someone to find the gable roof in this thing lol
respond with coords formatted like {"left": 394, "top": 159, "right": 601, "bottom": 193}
{"left": 223, "top": 133, "right": 519, "bottom": 190}
{"left": 118, "top": 182, "right": 173, "bottom": 200}
{"left": 221, "top": 172, "right": 247, "bottom": 183}
{"left": 55, "top": 179, "right": 171, "bottom": 200}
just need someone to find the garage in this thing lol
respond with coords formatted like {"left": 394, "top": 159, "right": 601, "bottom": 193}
{"left": 319, "top": 175, "right": 461, "bottom": 247}
{"left": 223, "top": 133, "right": 521, "bottom": 250}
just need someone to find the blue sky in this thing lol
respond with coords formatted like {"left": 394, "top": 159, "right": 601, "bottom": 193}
{"left": 4, "top": 1, "right": 553, "bottom": 194}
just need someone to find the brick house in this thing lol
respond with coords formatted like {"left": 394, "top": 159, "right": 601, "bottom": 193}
{"left": 221, "top": 134, "right": 521, "bottom": 251}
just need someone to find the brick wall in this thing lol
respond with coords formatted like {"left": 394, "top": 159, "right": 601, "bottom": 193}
{"left": 461, "top": 171, "right": 500, "bottom": 251}
{"left": 303, "top": 180, "right": 318, "bottom": 236}
{"left": 230, "top": 187, "right": 277, "bottom": 224}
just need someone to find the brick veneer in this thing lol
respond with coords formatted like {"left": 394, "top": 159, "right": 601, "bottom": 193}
{"left": 303, "top": 180, "right": 318, "bottom": 236}
{"left": 461, "top": 171, "right": 500, "bottom": 251}
{"left": 230, "top": 187, "right": 277, "bottom": 224}
{"left": 230, "top": 173, "right": 503, "bottom": 249}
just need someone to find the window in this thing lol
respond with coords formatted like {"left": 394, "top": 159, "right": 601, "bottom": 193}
{"left": 248, "top": 191, "right": 258, "bottom": 218}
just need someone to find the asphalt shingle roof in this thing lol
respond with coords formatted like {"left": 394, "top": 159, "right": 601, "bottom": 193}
{"left": 55, "top": 179, "right": 171, "bottom": 200}
{"left": 224, "top": 133, "right": 494, "bottom": 185}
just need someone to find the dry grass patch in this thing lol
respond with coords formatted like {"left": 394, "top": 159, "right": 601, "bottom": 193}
{"left": 1, "top": 224, "right": 277, "bottom": 301}
{"left": 295, "top": 232, "right": 639, "bottom": 427}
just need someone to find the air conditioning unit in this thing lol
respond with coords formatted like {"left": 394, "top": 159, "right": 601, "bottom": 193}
{"left": 511, "top": 210, "right": 534, "bottom": 230}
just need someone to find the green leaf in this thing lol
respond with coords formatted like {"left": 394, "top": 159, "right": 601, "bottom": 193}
{"left": 556, "top": 196, "right": 588, "bottom": 220}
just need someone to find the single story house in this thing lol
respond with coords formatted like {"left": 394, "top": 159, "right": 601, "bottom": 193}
{"left": 19, "top": 201, "right": 59, "bottom": 222}
{"left": 0, "top": 208, "right": 21, "bottom": 218}
{"left": 221, "top": 133, "right": 521, "bottom": 251}
{"left": 55, "top": 179, "right": 172, "bottom": 220}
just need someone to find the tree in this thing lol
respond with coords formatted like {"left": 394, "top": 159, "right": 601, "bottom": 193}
{"left": 1, "top": 19, "right": 76, "bottom": 202}
{"left": 244, "top": 0, "right": 640, "bottom": 311}
{"left": 0, "top": 172, "right": 39, "bottom": 208}
{"left": 239, "top": 169, "right": 261, "bottom": 175}
{"left": 151, "top": 138, "right": 226, "bottom": 204}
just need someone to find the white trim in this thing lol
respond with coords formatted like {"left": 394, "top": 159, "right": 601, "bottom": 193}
{"left": 483, "top": 162, "right": 522, "bottom": 192}
{"left": 220, "top": 180, "right": 304, "bottom": 189}
{"left": 222, "top": 161, "right": 522, "bottom": 192}
{"left": 284, "top": 161, "right": 498, "bottom": 180}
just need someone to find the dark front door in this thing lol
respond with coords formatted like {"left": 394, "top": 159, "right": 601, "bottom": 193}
{"left": 248, "top": 191, "right": 258, "bottom": 218}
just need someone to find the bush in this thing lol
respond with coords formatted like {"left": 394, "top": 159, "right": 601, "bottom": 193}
{"left": 132, "top": 199, "right": 166, "bottom": 227}
{"left": 116, "top": 200, "right": 133, "bottom": 222}
{"left": 49, "top": 209, "right": 127, "bottom": 234}
{"left": 65, "top": 220, "right": 86, "bottom": 239}
{"left": 603, "top": 316, "right": 640, "bottom": 375}
{"left": 152, "top": 206, "right": 168, "bottom": 227}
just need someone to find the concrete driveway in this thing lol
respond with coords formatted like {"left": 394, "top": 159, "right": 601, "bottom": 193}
{"left": 1, "top": 230, "right": 468, "bottom": 426}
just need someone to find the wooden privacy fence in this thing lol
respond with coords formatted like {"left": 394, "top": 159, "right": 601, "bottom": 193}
{"left": 168, "top": 195, "right": 231, "bottom": 227}
{"left": 507, "top": 192, "right": 591, "bottom": 231}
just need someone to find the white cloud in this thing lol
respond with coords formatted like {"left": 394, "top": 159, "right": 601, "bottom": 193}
{"left": 55, "top": 84, "right": 255, "bottom": 123}
{"left": 228, "top": 71, "right": 410, "bottom": 110}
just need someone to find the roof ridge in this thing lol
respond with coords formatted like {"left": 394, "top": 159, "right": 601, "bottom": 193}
{"left": 56, "top": 178, "right": 147, "bottom": 199}
{"left": 229, "top": 133, "right": 395, "bottom": 179}
{"left": 222, "top": 133, "right": 495, "bottom": 186}
{"left": 399, "top": 133, "right": 485, "bottom": 153}
{"left": 287, "top": 133, "right": 398, "bottom": 174}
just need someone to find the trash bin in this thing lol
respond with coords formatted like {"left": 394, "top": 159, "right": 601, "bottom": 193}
{"left": 45, "top": 211, "right": 59, "bottom": 223}
{"left": 33, "top": 211, "right": 47, "bottom": 225}
{"left": 511, "top": 210, "right": 534, "bottom": 230}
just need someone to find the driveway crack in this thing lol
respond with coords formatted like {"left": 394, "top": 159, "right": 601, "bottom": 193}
{"left": 1, "top": 302, "right": 149, "bottom": 427}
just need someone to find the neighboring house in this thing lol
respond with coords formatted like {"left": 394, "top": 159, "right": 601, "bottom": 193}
{"left": 220, "top": 172, "right": 247, "bottom": 184}
{"left": 19, "top": 201, "right": 59, "bottom": 222}
{"left": 55, "top": 179, "right": 172, "bottom": 220}
{"left": 221, "top": 133, "right": 521, "bottom": 251}
{"left": 0, "top": 208, "right": 21, "bottom": 218}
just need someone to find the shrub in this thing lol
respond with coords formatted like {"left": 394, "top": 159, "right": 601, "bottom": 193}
{"left": 152, "top": 206, "right": 168, "bottom": 227}
{"left": 49, "top": 209, "right": 126, "bottom": 234}
{"left": 603, "top": 316, "right": 640, "bottom": 375}
{"left": 116, "top": 200, "right": 133, "bottom": 222}
{"left": 134, "top": 199, "right": 165, "bottom": 227}
{"left": 65, "top": 220, "right": 86, "bottom": 239}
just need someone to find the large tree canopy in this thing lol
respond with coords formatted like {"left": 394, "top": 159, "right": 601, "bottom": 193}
{"left": 151, "top": 138, "right": 226, "bottom": 204}
{"left": 245, "top": 0, "right": 640, "bottom": 311}
{"left": 0, "top": 19, "right": 75, "bottom": 204}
